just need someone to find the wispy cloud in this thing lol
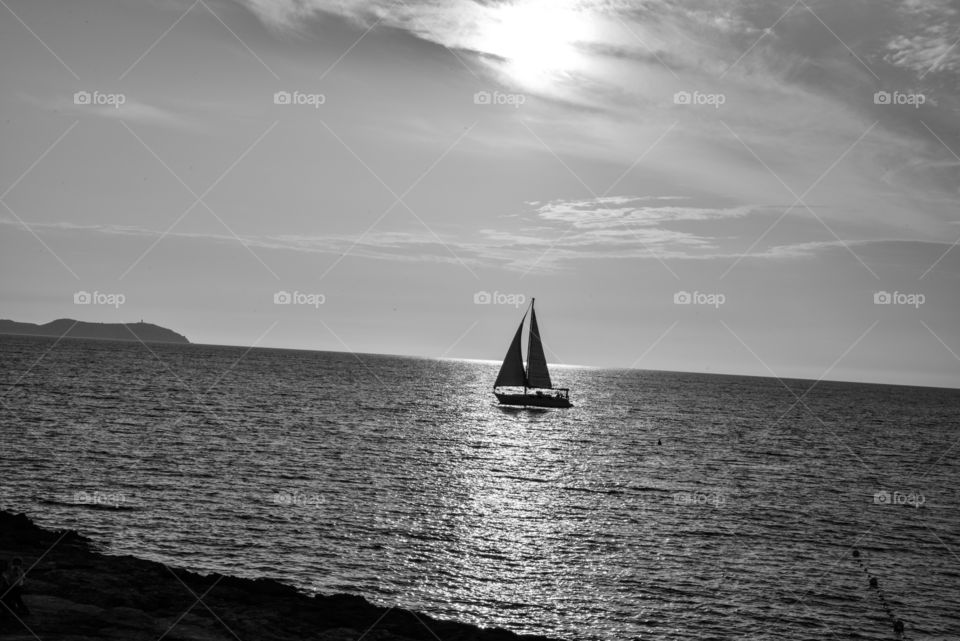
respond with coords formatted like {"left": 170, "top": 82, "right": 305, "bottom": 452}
{"left": 533, "top": 196, "right": 754, "bottom": 228}
{"left": 884, "top": 0, "right": 960, "bottom": 75}
{"left": 22, "top": 93, "right": 200, "bottom": 131}
{"left": 885, "top": 31, "right": 960, "bottom": 76}
{"left": 4, "top": 197, "right": 919, "bottom": 273}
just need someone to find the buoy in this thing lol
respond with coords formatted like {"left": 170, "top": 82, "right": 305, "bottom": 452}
{"left": 853, "top": 550, "right": 908, "bottom": 640}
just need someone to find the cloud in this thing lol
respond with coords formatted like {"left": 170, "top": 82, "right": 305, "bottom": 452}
{"left": 22, "top": 93, "right": 200, "bottom": 130}
{"left": 885, "top": 31, "right": 960, "bottom": 76}
{"left": 532, "top": 196, "right": 754, "bottom": 228}
{"left": 883, "top": 0, "right": 960, "bottom": 74}
{"left": 4, "top": 200, "right": 956, "bottom": 275}
{"left": 234, "top": 0, "right": 960, "bottom": 95}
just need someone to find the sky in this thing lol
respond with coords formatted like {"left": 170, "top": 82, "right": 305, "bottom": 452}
{"left": 1, "top": 0, "right": 959, "bottom": 388}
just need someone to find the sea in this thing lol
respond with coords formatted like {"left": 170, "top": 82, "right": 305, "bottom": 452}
{"left": 1, "top": 335, "right": 958, "bottom": 640}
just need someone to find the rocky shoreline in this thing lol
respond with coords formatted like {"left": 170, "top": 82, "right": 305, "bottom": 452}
{"left": 0, "top": 510, "right": 558, "bottom": 641}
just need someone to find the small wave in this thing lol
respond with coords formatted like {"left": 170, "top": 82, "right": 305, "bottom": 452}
{"left": 498, "top": 474, "right": 555, "bottom": 483}
{"left": 37, "top": 498, "right": 136, "bottom": 511}
{"left": 562, "top": 486, "right": 625, "bottom": 495}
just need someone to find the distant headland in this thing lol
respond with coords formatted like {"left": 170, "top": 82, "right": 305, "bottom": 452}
{"left": 0, "top": 319, "right": 189, "bottom": 344}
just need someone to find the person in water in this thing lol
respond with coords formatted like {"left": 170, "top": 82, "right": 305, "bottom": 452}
{"left": 1, "top": 558, "right": 29, "bottom": 616}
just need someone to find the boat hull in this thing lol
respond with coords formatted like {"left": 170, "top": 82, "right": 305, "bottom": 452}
{"left": 495, "top": 392, "right": 572, "bottom": 408}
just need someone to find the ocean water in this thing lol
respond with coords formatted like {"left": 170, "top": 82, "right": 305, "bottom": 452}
{"left": 1, "top": 335, "right": 958, "bottom": 640}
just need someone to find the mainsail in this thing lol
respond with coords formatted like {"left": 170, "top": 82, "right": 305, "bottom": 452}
{"left": 494, "top": 312, "right": 527, "bottom": 387}
{"left": 525, "top": 304, "right": 553, "bottom": 389}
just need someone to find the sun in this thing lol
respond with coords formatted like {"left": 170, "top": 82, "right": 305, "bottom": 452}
{"left": 477, "top": 1, "right": 595, "bottom": 89}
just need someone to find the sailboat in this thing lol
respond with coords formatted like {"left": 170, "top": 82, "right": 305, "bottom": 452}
{"left": 493, "top": 298, "right": 572, "bottom": 408}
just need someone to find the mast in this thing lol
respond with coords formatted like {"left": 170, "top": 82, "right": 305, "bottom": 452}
{"left": 525, "top": 298, "right": 553, "bottom": 389}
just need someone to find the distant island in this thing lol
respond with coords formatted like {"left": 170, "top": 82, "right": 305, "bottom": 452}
{"left": 0, "top": 319, "right": 190, "bottom": 344}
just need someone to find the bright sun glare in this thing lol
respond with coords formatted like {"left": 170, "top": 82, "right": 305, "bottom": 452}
{"left": 478, "top": 1, "right": 595, "bottom": 88}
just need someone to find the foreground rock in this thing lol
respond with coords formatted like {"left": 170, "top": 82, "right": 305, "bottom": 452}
{"left": 0, "top": 511, "right": 557, "bottom": 641}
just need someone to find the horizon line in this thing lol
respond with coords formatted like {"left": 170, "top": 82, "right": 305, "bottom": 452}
{"left": 3, "top": 330, "right": 957, "bottom": 392}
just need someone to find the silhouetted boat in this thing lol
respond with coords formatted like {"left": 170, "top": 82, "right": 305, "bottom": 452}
{"left": 493, "top": 298, "right": 572, "bottom": 408}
